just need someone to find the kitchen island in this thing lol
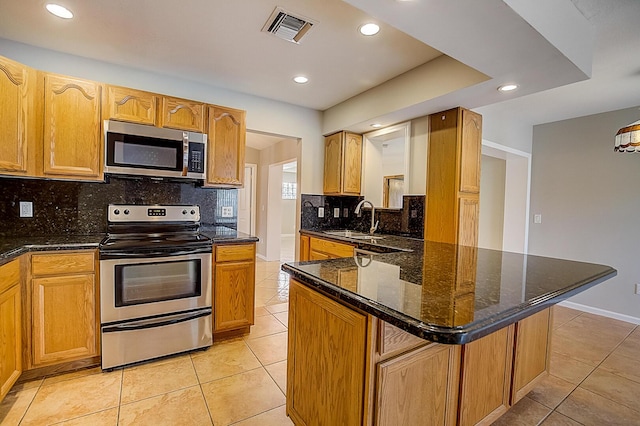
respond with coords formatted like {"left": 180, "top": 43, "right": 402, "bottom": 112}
{"left": 281, "top": 239, "right": 616, "bottom": 425}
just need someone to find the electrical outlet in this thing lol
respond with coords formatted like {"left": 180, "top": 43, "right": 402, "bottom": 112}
{"left": 411, "top": 209, "right": 418, "bottom": 218}
{"left": 534, "top": 214, "right": 542, "bottom": 224}
{"left": 333, "top": 207, "right": 340, "bottom": 218}
{"left": 636, "top": 283, "right": 640, "bottom": 295}
{"left": 318, "top": 207, "right": 324, "bottom": 218}
{"left": 19, "top": 201, "right": 33, "bottom": 218}
{"left": 221, "top": 206, "right": 233, "bottom": 217}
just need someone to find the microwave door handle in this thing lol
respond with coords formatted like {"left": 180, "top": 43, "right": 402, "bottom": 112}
{"left": 182, "top": 132, "right": 189, "bottom": 176}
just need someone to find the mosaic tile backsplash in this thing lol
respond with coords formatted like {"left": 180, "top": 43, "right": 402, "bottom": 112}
{"left": 0, "top": 176, "right": 238, "bottom": 237}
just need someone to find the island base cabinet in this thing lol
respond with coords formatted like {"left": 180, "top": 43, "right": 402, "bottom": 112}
{"left": 376, "top": 343, "right": 460, "bottom": 426}
{"left": 287, "top": 280, "right": 368, "bottom": 426}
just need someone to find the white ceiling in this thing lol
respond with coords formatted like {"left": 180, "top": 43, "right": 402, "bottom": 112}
{"left": 0, "top": 0, "right": 638, "bottom": 141}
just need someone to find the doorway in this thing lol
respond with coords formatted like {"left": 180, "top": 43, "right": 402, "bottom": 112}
{"left": 265, "top": 159, "right": 297, "bottom": 262}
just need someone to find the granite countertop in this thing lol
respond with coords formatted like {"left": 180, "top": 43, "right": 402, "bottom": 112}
{"left": 283, "top": 234, "right": 617, "bottom": 344}
{"left": 0, "top": 227, "right": 258, "bottom": 266}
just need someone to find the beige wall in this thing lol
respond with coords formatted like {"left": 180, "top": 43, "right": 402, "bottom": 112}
{"left": 529, "top": 106, "right": 640, "bottom": 321}
{"left": 478, "top": 155, "right": 506, "bottom": 250}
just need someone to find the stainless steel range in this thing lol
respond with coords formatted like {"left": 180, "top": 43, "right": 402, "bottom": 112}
{"left": 99, "top": 204, "right": 212, "bottom": 370}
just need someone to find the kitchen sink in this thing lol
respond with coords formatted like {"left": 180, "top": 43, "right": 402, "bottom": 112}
{"left": 323, "top": 230, "right": 384, "bottom": 240}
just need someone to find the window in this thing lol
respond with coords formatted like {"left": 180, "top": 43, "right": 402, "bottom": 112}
{"left": 282, "top": 182, "right": 297, "bottom": 199}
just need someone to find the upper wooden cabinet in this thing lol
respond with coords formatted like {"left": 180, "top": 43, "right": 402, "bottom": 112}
{"left": 323, "top": 131, "right": 362, "bottom": 195}
{"left": 425, "top": 107, "right": 482, "bottom": 246}
{"left": 206, "top": 105, "right": 246, "bottom": 187}
{"left": 159, "top": 96, "right": 205, "bottom": 132}
{"left": 104, "top": 85, "right": 158, "bottom": 126}
{"left": 41, "top": 73, "right": 103, "bottom": 180}
{"left": 0, "top": 55, "right": 36, "bottom": 177}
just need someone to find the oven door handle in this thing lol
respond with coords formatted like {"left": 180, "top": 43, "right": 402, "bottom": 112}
{"left": 102, "top": 308, "right": 212, "bottom": 333}
{"left": 100, "top": 247, "right": 211, "bottom": 259}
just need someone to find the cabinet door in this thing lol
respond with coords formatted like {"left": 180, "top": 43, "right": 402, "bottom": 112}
{"left": 511, "top": 308, "right": 551, "bottom": 404}
{"left": 214, "top": 260, "right": 255, "bottom": 332}
{"left": 0, "top": 269, "right": 21, "bottom": 402}
{"left": 206, "top": 105, "right": 246, "bottom": 187}
{"left": 32, "top": 273, "right": 97, "bottom": 366}
{"left": 287, "top": 280, "right": 367, "bottom": 426}
{"left": 159, "top": 96, "right": 204, "bottom": 132}
{"left": 105, "top": 85, "right": 158, "bottom": 125}
{"left": 323, "top": 132, "right": 343, "bottom": 194}
{"left": 43, "top": 74, "right": 102, "bottom": 179}
{"left": 376, "top": 343, "right": 458, "bottom": 426}
{"left": 299, "top": 235, "right": 310, "bottom": 261}
{"left": 458, "top": 325, "right": 514, "bottom": 426}
{"left": 459, "top": 109, "right": 482, "bottom": 193}
{"left": 342, "top": 132, "right": 362, "bottom": 195}
{"left": 0, "top": 56, "right": 35, "bottom": 176}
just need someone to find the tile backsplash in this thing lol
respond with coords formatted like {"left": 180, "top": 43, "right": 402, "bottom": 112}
{"left": 300, "top": 194, "right": 424, "bottom": 238}
{"left": 0, "top": 176, "right": 238, "bottom": 237}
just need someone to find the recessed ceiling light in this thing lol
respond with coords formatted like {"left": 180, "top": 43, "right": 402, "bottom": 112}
{"left": 359, "top": 23, "right": 380, "bottom": 36}
{"left": 371, "top": 123, "right": 382, "bottom": 128}
{"left": 46, "top": 3, "right": 73, "bottom": 19}
{"left": 293, "top": 76, "right": 308, "bottom": 84}
{"left": 498, "top": 84, "right": 518, "bottom": 92}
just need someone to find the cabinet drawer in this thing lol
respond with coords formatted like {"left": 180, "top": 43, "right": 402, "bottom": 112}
{"left": 215, "top": 244, "right": 255, "bottom": 263}
{"left": 309, "top": 237, "right": 354, "bottom": 258}
{"left": 378, "top": 321, "right": 428, "bottom": 359}
{"left": 32, "top": 252, "right": 95, "bottom": 276}
{"left": 0, "top": 259, "right": 20, "bottom": 294}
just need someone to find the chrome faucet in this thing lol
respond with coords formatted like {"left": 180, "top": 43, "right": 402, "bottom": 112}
{"left": 354, "top": 200, "right": 378, "bottom": 234}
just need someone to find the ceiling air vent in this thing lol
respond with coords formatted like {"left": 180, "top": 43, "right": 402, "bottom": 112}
{"left": 262, "top": 7, "right": 316, "bottom": 44}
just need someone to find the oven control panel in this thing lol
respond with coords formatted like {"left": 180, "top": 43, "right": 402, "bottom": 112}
{"left": 108, "top": 205, "right": 200, "bottom": 222}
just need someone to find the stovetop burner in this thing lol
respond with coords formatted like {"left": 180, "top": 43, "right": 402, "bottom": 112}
{"left": 100, "top": 204, "right": 212, "bottom": 253}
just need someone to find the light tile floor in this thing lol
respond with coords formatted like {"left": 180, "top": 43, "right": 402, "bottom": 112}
{"left": 1, "top": 259, "right": 639, "bottom": 425}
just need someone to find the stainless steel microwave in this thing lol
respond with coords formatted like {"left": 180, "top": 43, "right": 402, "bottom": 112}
{"left": 104, "top": 120, "right": 207, "bottom": 181}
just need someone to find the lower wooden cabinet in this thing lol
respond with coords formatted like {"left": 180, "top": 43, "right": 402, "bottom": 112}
{"left": 213, "top": 243, "right": 256, "bottom": 334}
{"left": 28, "top": 251, "right": 99, "bottom": 368}
{"left": 299, "top": 233, "right": 355, "bottom": 261}
{"left": 0, "top": 259, "right": 22, "bottom": 402}
{"left": 287, "top": 280, "right": 368, "bottom": 426}
{"left": 286, "top": 279, "right": 553, "bottom": 426}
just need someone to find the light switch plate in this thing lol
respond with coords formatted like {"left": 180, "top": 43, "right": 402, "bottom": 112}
{"left": 318, "top": 207, "right": 324, "bottom": 218}
{"left": 221, "top": 206, "right": 233, "bottom": 217}
{"left": 19, "top": 201, "right": 33, "bottom": 218}
{"left": 333, "top": 207, "right": 340, "bottom": 218}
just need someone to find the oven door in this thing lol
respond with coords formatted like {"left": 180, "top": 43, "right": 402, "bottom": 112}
{"left": 100, "top": 251, "right": 211, "bottom": 324}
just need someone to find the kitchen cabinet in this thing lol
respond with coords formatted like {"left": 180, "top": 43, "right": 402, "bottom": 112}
{"left": 287, "top": 280, "right": 368, "bottom": 426}
{"left": 306, "top": 235, "right": 355, "bottom": 260}
{"left": 425, "top": 107, "right": 482, "bottom": 246}
{"left": 29, "top": 251, "right": 99, "bottom": 368}
{"left": 511, "top": 308, "right": 552, "bottom": 404}
{"left": 104, "top": 85, "right": 158, "bottom": 125}
{"left": 41, "top": 73, "right": 103, "bottom": 180}
{"left": 213, "top": 243, "right": 256, "bottom": 334}
{"left": 206, "top": 105, "right": 246, "bottom": 187}
{"left": 287, "top": 278, "right": 552, "bottom": 426}
{"left": 323, "top": 131, "right": 363, "bottom": 195}
{"left": 299, "top": 234, "right": 310, "bottom": 262}
{"left": 159, "top": 95, "right": 205, "bottom": 132}
{"left": 0, "top": 259, "right": 22, "bottom": 402}
{"left": 0, "top": 55, "right": 36, "bottom": 177}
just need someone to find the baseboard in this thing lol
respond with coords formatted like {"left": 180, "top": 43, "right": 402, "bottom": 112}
{"left": 256, "top": 253, "right": 267, "bottom": 261}
{"left": 558, "top": 301, "right": 640, "bottom": 325}
{"left": 281, "top": 233, "right": 295, "bottom": 238}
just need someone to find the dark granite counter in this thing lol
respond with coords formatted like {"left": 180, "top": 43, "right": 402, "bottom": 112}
{"left": 0, "top": 228, "right": 257, "bottom": 267}
{"left": 0, "top": 234, "right": 105, "bottom": 266}
{"left": 282, "top": 238, "right": 617, "bottom": 344}
{"left": 200, "top": 226, "right": 258, "bottom": 244}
